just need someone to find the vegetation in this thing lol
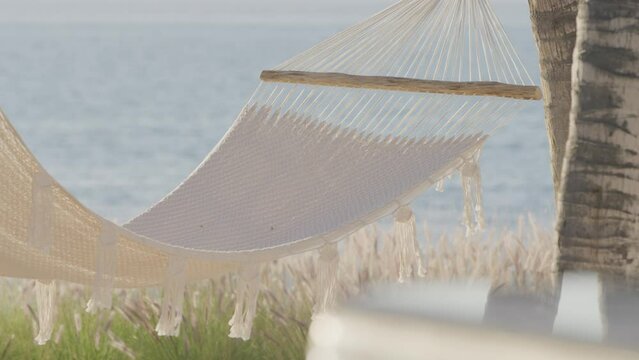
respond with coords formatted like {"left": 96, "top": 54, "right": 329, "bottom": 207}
{"left": 0, "top": 217, "right": 556, "bottom": 359}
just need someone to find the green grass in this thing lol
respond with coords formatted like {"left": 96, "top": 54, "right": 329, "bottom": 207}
{"left": 0, "top": 279, "right": 311, "bottom": 360}
{"left": 0, "top": 216, "right": 556, "bottom": 359}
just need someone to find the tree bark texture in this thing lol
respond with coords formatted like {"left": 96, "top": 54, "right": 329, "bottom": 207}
{"left": 528, "top": 0, "right": 579, "bottom": 197}
{"left": 557, "top": 0, "right": 639, "bottom": 275}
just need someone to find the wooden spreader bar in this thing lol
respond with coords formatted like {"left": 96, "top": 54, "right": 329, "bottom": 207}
{"left": 260, "top": 70, "right": 542, "bottom": 100}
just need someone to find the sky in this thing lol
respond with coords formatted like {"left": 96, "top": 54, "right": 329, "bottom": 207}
{"left": 0, "top": 0, "right": 531, "bottom": 27}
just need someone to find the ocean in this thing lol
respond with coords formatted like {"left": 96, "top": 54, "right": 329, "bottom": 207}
{"left": 0, "top": 8, "right": 554, "bottom": 234}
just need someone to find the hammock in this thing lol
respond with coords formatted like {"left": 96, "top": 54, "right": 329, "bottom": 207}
{"left": 0, "top": 0, "right": 540, "bottom": 343}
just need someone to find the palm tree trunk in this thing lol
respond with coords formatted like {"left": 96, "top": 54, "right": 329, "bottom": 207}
{"left": 528, "top": 0, "right": 578, "bottom": 197}
{"left": 557, "top": 0, "right": 639, "bottom": 274}
{"left": 600, "top": 274, "right": 639, "bottom": 347}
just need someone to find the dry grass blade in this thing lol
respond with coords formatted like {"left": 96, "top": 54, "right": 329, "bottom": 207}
{"left": 0, "top": 335, "right": 14, "bottom": 360}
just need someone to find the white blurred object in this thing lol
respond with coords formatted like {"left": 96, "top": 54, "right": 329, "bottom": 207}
{"left": 553, "top": 272, "right": 604, "bottom": 341}
{"left": 308, "top": 276, "right": 637, "bottom": 360}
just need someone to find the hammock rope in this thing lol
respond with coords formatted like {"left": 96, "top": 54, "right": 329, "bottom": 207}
{"left": 461, "top": 151, "right": 485, "bottom": 236}
{"left": 0, "top": 0, "right": 542, "bottom": 344}
{"left": 393, "top": 206, "right": 423, "bottom": 283}
{"left": 156, "top": 255, "right": 187, "bottom": 337}
{"left": 34, "top": 280, "right": 57, "bottom": 345}
{"left": 228, "top": 265, "right": 261, "bottom": 341}
{"left": 27, "top": 169, "right": 55, "bottom": 253}
{"left": 314, "top": 242, "right": 340, "bottom": 314}
{"left": 86, "top": 219, "right": 118, "bottom": 313}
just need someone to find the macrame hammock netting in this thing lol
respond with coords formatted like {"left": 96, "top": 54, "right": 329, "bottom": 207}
{"left": 0, "top": 0, "right": 540, "bottom": 344}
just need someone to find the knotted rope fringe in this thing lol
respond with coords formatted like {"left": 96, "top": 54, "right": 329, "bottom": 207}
{"left": 29, "top": 170, "right": 58, "bottom": 345}
{"left": 313, "top": 242, "right": 339, "bottom": 314}
{"left": 34, "top": 280, "right": 56, "bottom": 345}
{"left": 461, "top": 151, "right": 484, "bottom": 236}
{"left": 28, "top": 169, "right": 55, "bottom": 253}
{"left": 435, "top": 174, "right": 453, "bottom": 192}
{"left": 86, "top": 219, "right": 118, "bottom": 313}
{"left": 156, "top": 255, "right": 187, "bottom": 336}
{"left": 393, "top": 206, "right": 424, "bottom": 282}
{"left": 229, "top": 265, "right": 260, "bottom": 341}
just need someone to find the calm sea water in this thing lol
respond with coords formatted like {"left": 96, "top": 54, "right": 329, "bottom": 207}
{"left": 0, "top": 18, "right": 554, "bottom": 233}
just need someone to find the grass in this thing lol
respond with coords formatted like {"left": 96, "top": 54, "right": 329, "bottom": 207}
{"left": 0, "top": 215, "right": 557, "bottom": 359}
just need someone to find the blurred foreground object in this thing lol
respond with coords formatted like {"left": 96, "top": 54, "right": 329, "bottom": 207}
{"left": 308, "top": 273, "right": 639, "bottom": 359}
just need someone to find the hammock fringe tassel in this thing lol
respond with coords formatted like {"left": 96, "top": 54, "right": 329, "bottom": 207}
{"left": 87, "top": 219, "right": 118, "bottom": 313}
{"left": 156, "top": 256, "right": 187, "bottom": 337}
{"left": 28, "top": 169, "right": 55, "bottom": 253}
{"left": 314, "top": 242, "right": 339, "bottom": 314}
{"left": 461, "top": 151, "right": 484, "bottom": 237}
{"left": 34, "top": 280, "right": 57, "bottom": 345}
{"left": 229, "top": 265, "right": 260, "bottom": 341}
{"left": 435, "top": 175, "right": 451, "bottom": 193}
{"left": 394, "top": 206, "right": 424, "bottom": 282}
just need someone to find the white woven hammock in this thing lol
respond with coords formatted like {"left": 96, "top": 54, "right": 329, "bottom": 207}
{"left": 0, "top": 0, "right": 540, "bottom": 343}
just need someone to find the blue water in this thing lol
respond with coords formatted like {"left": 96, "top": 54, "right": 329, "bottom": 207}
{"left": 0, "top": 17, "right": 554, "bottom": 231}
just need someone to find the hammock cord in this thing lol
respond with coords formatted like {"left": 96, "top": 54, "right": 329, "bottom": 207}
{"left": 86, "top": 219, "right": 118, "bottom": 313}
{"left": 156, "top": 256, "right": 187, "bottom": 336}
{"left": 35, "top": 281, "right": 57, "bottom": 345}
{"left": 28, "top": 169, "right": 54, "bottom": 253}
{"left": 393, "top": 206, "right": 424, "bottom": 282}
{"left": 275, "top": 0, "right": 534, "bottom": 85}
{"left": 314, "top": 242, "right": 340, "bottom": 314}
{"left": 229, "top": 265, "right": 261, "bottom": 341}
